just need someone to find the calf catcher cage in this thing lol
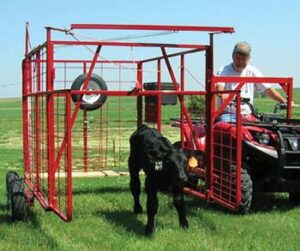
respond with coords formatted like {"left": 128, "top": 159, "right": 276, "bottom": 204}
{"left": 5, "top": 23, "right": 294, "bottom": 221}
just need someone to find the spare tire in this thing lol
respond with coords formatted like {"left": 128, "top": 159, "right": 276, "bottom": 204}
{"left": 71, "top": 73, "right": 108, "bottom": 111}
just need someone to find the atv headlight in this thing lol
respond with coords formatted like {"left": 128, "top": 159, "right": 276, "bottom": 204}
{"left": 258, "top": 133, "right": 270, "bottom": 145}
{"left": 288, "top": 139, "right": 298, "bottom": 150}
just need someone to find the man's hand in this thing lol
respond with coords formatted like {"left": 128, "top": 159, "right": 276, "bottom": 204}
{"left": 265, "top": 87, "right": 287, "bottom": 103}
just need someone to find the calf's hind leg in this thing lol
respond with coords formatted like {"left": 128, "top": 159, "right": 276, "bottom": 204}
{"left": 145, "top": 177, "right": 158, "bottom": 236}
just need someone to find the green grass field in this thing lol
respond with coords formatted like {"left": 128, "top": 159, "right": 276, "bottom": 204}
{"left": 0, "top": 90, "right": 300, "bottom": 250}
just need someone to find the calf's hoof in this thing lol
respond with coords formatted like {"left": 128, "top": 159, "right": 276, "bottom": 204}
{"left": 144, "top": 224, "right": 154, "bottom": 236}
{"left": 134, "top": 204, "right": 143, "bottom": 214}
{"left": 180, "top": 219, "right": 189, "bottom": 229}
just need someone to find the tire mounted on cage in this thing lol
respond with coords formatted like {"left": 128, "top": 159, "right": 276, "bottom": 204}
{"left": 6, "top": 171, "right": 19, "bottom": 210}
{"left": 71, "top": 73, "right": 108, "bottom": 111}
{"left": 10, "top": 178, "right": 27, "bottom": 221}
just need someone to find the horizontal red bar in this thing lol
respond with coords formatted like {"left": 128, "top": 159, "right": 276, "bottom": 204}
{"left": 212, "top": 75, "right": 293, "bottom": 84}
{"left": 184, "top": 187, "right": 206, "bottom": 199}
{"left": 24, "top": 90, "right": 207, "bottom": 97}
{"left": 70, "top": 90, "right": 207, "bottom": 96}
{"left": 53, "top": 40, "right": 207, "bottom": 49}
{"left": 210, "top": 195, "right": 237, "bottom": 210}
{"left": 71, "top": 24, "right": 235, "bottom": 33}
{"left": 31, "top": 59, "right": 139, "bottom": 64}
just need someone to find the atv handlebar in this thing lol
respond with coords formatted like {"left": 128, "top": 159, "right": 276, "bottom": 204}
{"left": 273, "top": 102, "right": 300, "bottom": 114}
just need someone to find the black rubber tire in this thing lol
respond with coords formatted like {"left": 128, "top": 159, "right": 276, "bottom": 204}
{"left": 10, "top": 178, "right": 27, "bottom": 221}
{"left": 71, "top": 73, "right": 108, "bottom": 111}
{"left": 6, "top": 171, "right": 19, "bottom": 210}
{"left": 289, "top": 192, "right": 300, "bottom": 205}
{"left": 232, "top": 165, "right": 253, "bottom": 214}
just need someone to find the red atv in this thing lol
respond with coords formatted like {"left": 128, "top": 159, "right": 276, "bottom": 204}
{"left": 172, "top": 101, "right": 300, "bottom": 213}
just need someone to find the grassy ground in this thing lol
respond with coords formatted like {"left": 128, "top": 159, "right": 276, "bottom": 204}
{"left": 0, "top": 90, "right": 300, "bottom": 250}
{"left": 1, "top": 174, "right": 300, "bottom": 250}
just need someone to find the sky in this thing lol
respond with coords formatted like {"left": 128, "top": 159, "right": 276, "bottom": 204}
{"left": 0, "top": 0, "right": 299, "bottom": 98}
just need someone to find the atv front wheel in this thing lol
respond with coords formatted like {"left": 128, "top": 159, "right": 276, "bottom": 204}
{"left": 289, "top": 192, "right": 300, "bottom": 205}
{"left": 231, "top": 165, "right": 253, "bottom": 214}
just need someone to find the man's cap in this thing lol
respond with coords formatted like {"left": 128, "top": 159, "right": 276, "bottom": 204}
{"left": 233, "top": 41, "right": 251, "bottom": 56}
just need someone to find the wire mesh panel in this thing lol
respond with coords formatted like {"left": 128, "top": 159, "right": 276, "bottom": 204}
{"left": 49, "top": 92, "right": 72, "bottom": 220}
{"left": 24, "top": 92, "right": 72, "bottom": 220}
{"left": 210, "top": 93, "right": 242, "bottom": 210}
{"left": 28, "top": 95, "right": 49, "bottom": 207}
{"left": 71, "top": 96, "right": 138, "bottom": 171}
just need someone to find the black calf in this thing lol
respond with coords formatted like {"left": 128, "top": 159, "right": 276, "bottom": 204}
{"left": 128, "top": 124, "right": 188, "bottom": 235}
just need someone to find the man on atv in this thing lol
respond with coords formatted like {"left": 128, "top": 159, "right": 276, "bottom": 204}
{"left": 216, "top": 41, "right": 287, "bottom": 122}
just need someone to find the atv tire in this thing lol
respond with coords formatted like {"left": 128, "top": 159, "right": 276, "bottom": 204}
{"left": 289, "top": 192, "right": 300, "bottom": 205}
{"left": 231, "top": 165, "right": 253, "bottom": 214}
{"left": 10, "top": 178, "right": 27, "bottom": 221}
{"left": 71, "top": 73, "right": 108, "bottom": 111}
{"left": 6, "top": 171, "right": 19, "bottom": 210}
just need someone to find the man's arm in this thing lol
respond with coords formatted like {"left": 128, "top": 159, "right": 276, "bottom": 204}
{"left": 264, "top": 87, "right": 287, "bottom": 103}
{"left": 216, "top": 84, "right": 229, "bottom": 103}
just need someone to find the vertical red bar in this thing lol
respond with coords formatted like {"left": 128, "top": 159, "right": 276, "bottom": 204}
{"left": 46, "top": 28, "right": 56, "bottom": 208}
{"left": 180, "top": 55, "right": 185, "bottom": 147}
{"left": 22, "top": 58, "right": 30, "bottom": 176}
{"left": 287, "top": 78, "right": 293, "bottom": 120}
{"left": 66, "top": 92, "right": 73, "bottom": 221}
{"left": 35, "top": 50, "right": 41, "bottom": 191}
{"left": 205, "top": 35, "right": 214, "bottom": 194}
{"left": 23, "top": 22, "right": 31, "bottom": 179}
{"left": 25, "top": 22, "right": 30, "bottom": 56}
{"left": 83, "top": 62, "right": 88, "bottom": 172}
{"left": 83, "top": 109, "right": 88, "bottom": 172}
{"left": 157, "top": 59, "right": 162, "bottom": 132}
{"left": 137, "top": 62, "right": 143, "bottom": 127}
{"left": 235, "top": 92, "right": 242, "bottom": 208}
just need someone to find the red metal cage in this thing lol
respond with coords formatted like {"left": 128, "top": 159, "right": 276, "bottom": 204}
{"left": 21, "top": 23, "right": 294, "bottom": 220}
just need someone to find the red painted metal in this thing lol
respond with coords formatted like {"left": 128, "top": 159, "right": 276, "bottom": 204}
{"left": 66, "top": 92, "right": 73, "bottom": 220}
{"left": 205, "top": 34, "right": 214, "bottom": 193}
{"left": 235, "top": 94, "right": 242, "bottom": 208}
{"left": 83, "top": 109, "right": 88, "bottom": 172}
{"left": 180, "top": 55, "right": 185, "bottom": 148}
{"left": 25, "top": 22, "right": 30, "bottom": 56}
{"left": 70, "top": 23, "right": 235, "bottom": 33}
{"left": 157, "top": 59, "right": 162, "bottom": 132}
{"left": 22, "top": 23, "right": 295, "bottom": 221}
{"left": 53, "top": 40, "right": 208, "bottom": 49}
{"left": 46, "top": 28, "right": 55, "bottom": 209}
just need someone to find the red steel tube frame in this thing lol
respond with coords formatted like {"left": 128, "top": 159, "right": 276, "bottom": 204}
{"left": 70, "top": 23, "right": 235, "bottom": 33}
{"left": 23, "top": 23, "right": 295, "bottom": 219}
{"left": 46, "top": 28, "right": 56, "bottom": 209}
{"left": 211, "top": 75, "right": 294, "bottom": 120}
